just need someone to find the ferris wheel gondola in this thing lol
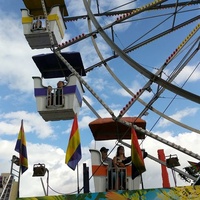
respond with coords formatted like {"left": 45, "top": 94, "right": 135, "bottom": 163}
{"left": 32, "top": 52, "right": 86, "bottom": 121}
{"left": 21, "top": 0, "right": 68, "bottom": 49}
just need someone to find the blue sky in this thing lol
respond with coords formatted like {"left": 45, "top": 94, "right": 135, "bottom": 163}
{"left": 0, "top": 0, "right": 200, "bottom": 198}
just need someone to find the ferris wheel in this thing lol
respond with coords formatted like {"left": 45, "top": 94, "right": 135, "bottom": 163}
{"left": 20, "top": 0, "right": 200, "bottom": 189}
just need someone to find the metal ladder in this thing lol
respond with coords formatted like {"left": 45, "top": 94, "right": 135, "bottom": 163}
{"left": 0, "top": 175, "right": 13, "bottom": 200}
{"left": 0, "top": 155, "right": 20, "bottom": 200}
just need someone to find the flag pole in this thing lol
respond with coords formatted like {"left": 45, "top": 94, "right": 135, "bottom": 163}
{"left": 17, "top": 168, "right": 21, "bottom": 198}
{"left": 77, "top": 163, "right": 80, "bottom": 194}
{"left": 140, "top": 173, "right": 144, "bottom": 189}
{"left": 15, "top": 119, "right": 28, "bottom": 197}
{"left": 17, "top": 120, "right": 23, "bottom": 198}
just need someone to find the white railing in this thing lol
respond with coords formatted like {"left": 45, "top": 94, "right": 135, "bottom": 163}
{"left": 107, "top": 168, "right": 127, "bottom": 190}
{"left": 46, "top": 88, "right": 64, "bottom": 107}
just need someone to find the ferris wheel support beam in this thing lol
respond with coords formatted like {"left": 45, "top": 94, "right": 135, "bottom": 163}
{"left": 137, "top": 124, "right": 200, "bottom": 161}
{"left": 85, "top": 15, "right": 199, "bottom": 73}
{"left": 85, "top": 1, "right": 200, "bottom": 134}
{"left": 83, "top": 0, "right": 200, "bottom": 104}
{"left": 83, "top": 97, "right": 101, "bottom": 118}
{"left": 118, "top": 26, "right": 200, "bottom": 119}
{"left": 63, "top": 1, "right": 200, "bottom": 22}
{"left": 138, "top": 36, "right": 200, "bottom": 119}
{"left": 58, "top": 5, "right": 199, "bottom": 53}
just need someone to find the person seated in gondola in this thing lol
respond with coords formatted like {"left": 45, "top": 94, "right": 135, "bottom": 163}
{"left": 56, "top": 81, "right": 64, "bottom": 105}
{"left": 100, "top": 147, "right": 114, "bottom": 190}
{"left": 47, "top": 85, "right": 54, "bottom": 106}
{"left": 100, "top": 147, "right": 113, "bottom": 168}
{"left": 32, "top": 19, "right": 42, "bottom": 30}
{"left": 113, "top": 145, "right": 129, "bottom": 190}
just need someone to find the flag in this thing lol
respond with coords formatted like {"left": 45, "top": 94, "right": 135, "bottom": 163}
{"left": 65, "top": 114, "right": 82, "bottom": 170}
{"left": 188, "top": 161, "right": 200, "bottom": 172}
{"left": 131, "top": 128, "right": 146, "bottom": 179}
{"left": 14, "top": 120, "right": 28, "bottom": 174}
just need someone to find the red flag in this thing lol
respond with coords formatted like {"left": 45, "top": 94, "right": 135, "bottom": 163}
{"left": 131, "top": 128, "right": 146, "bottom": 179}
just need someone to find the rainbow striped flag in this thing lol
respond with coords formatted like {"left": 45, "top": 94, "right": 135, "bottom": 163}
{"left": 14, "top": 120, "right": 28, "bottom": 174}
{"left": 131, "top": 128, "right": 146, "bottom": 179}
{"left": 65, "top": 114, "right": 82, "bottom": 170}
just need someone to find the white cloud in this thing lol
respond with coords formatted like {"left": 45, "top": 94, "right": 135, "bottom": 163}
{"left": 0, "top": 139, "right": 93, "bottom": 197}
{"left": 113, "top": 79, "right": 153, "bottom": 100}
{"left": 158, "top": 107, "right": 199, "bottom": 128}
{"left": 0, "top": 111, "right": 54, "bottom": 138}
{"left": 0, "top": 13, "right": 53, "bottom": 94}
{"left": 174, "top": 65, "right": 200, "bottom": 85}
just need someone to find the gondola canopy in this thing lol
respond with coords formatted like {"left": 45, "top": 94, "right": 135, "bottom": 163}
{"left": 23, "top": 0, "right": 68, "bottom": 16}
{"left": 32, "top": 52, "right": 86, "bottom": 78}
{"left": 89, "top": 117, "right": 146, "bottom": 141}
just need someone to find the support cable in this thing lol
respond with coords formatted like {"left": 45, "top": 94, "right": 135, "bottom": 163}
{"left": 40, "top": 0, "right": 55, "bottom": 49}
{"left": 82, "top": 97, "right": 101, "bottom": 118}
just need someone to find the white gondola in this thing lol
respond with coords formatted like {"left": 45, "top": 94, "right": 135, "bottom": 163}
{"left": 33, "top": 75, "right": 84, "bottom": 121}
{"left": 21, "top": 0, "right": 67, "bottom": 49}
{"left": 89, "top": 149, "right": 141, "bottom": 192}
{"left": 89, "top": 149, "right": 108, "bottom": 192}
{"left": 21, "top": 5, "right": 66, "bottom": 49}
{"left": 89, "top": 118, "right": 147, "bottom": 192}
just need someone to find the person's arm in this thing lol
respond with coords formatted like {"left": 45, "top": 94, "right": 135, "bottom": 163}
{"left": 118, "top": 162, "right": 125, "bottom": 167}
{"left": 113, "top": 157, "right": 125, "bottom": 168}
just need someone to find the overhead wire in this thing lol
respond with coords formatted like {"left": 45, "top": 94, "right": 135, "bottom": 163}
{"left": 150, "top": 61, "right": 200, "bottom": 132}
{"left": 102, "top": 0, "right": 137, "bottom": 14}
